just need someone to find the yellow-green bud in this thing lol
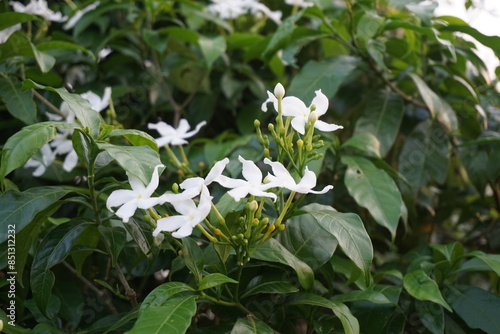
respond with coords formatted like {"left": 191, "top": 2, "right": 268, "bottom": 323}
{"left": 308, "top": 110, "right": 318, "bottom": 124}
{"left": 198, "top": 161, "right": 205, "bottom": 169}
{"left": 247, "top": 200, "right": 259, "bottom": 212}
{"left": 261, "top": 217, "right": 269, "bottom": 225}
{"left": 278, "top": 224, "right": 286, "bottom": 231}
{"left": 274, "top": 83, "right": 285, "bottom": 99}
{"left": 172, "top": 183, "right": 179, "bottom": 193}
{"left": 253, "top": 218, "right": 260, "bottom": 225}
{"left": 297, "top": 139, "right": 304, "bottom": 148}
{"left": 264, "top": 148, "right": 270, "bottom": 157}
{"left": 268, "top": 123, "right": 275, "bottom": 131}
{"left": 254, "top": 119, "right": 261, "bottom": 127}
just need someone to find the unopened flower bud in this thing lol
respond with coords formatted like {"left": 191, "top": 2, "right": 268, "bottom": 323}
{"left": 308, "top": 110, "right": 318, "bottom": 124}
{"left": 214, "top": 229, "right": 223, "bottom": 235}
{"left": 297, "top": 139, "right": 304, "bottom": 148}
{"left": 198, "top": 161, "right": 205, "bottom": 169}
{"left": 278, "top": 224, "right": 286, "bottom": 231}
{"left": 247, "top": 200, "right": 259, "bottom": 212}
{"left": 261, "top": 217, "right": 269, "bottom": 225}
{"left": 268, "top": 123, "right": 274, "bottom": 131}
{"left": 264, "top": 148, "right": 270, "bottom": 157}
{"left": 253, "top": 218, "right": 260, "bottom": 225}
{"left": 274, "top": 83, "right": 285, "bottom": 99}
{"left": 172, "top": 183, "right": 179, "bottom": 193}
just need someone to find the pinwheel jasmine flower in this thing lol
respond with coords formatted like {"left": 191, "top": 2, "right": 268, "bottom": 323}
{"left": 217, "top": 156, "right": 277, "bottom": 202}
{"left": 170, "top": 158, "right": 230, "bottom": 200}
{"left": 285, "top": 0, "right": 314, "bottom": 8}
{"left": 261, "top": 83, "right": 315, "bottom": 122}
{"left": 107, "top": 165, "right": 165, "bottom": 223}
{"left": 64, "top": 1, "right": 101, "bottom": 30}
{"left": 264, "top": 158, "right": 333, "bottom": 194}
{"left": 24, "top": 144, "right": 56, "bottom": 177}
{"left": 148, "top": 119, "right": 207, "bottom": 146}
{"left": 0, "top": 24, "right": 21, "bottom": 44}
{"left": 153, "top": 186, "right": 212, "bottom": 238}
{"left": 10, "top": 0, "right": 67, "bottom": 22}
{"left": 208, "top": 0, "right": 282, "bottom": 24}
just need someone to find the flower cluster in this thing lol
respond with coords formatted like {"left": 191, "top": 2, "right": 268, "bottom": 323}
{"left": 207, "top": 0, "right": 282, "bottom": 24}
{"left": 107, "top": 83, "right": 341, "bottom": 240}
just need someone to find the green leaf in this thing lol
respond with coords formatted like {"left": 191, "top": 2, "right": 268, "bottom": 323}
{"left": 22, "top": 80, "right": 100, "bottom": 137}
{"left": 198, "top": 273, "right": 238, "bottom": 291}
{"left": 465, "top": 251, "right": 500, "bottom": 277}
{"left": 0, "top": 122, "right": 62, "bottom": 181}
{"left": 278, "top": 212, "right": 338, "bottom": 270}
{"left": 30, "top": 44, "right": 56, "bottom": 73}
{"left": 341, "top": 156, "right": 402, "bottom": 240}
{"left": 398, "top": 119, "right": 449, "bottom": 191}
{"left": 438, "top": 16, "right": 500, "bottom": 58}
{"left": 415, "top": 300, "right": 444, "bottom": 334}
{"left": 198, "top": 35, "right": 226, "bottom": 69}
{"left": 182, "top": 237, "right": 204, "bottom": 284}
{"left": 97, "top": 143, "right": 162, "bottom": 186}
{"left": 356, "top": 11, "right": 384, "bottom": 45}
{"left": 0, "top": 12, "right": 39, "bottom": 30}
{"left": 37, "top": 41, "right": 96, "bottom": 62}
{"left": 107, "top": 129, "right": 159, "bottom": 152}
{"left": 332, "top": 288, "right": 394, "bottom": 305}
{"left": 0, "top": 75, "right": 37, "bottom": 124}
{"left": 240, "top": 278, "right": 299, "bottom": 299}
{"left": 288, "top": 293, "right": 359, "bottom": 334}
{"left": 354, "top": 91, "right": 404, "bottom": 157}
{"left": 140, "top": 282, "right": 195, "bottom": 312}
{"left": 0, "top": 309, "right": 32, "bottom": 333}
{"left": 30, "top": 221, "right": 91, "bottom": 315}
{"left": 403, "top": 270, "right": 452, "bottom": 312}
{"left": 342, "top": 133, "right": 381, "bottom": 158}
{"left": 443, "top": 285, "right": 500, "bottom": 333}
{"left": 262, "top": 11, "right": 302, "bottom": 60}
{"left": 305, "top": 204, "right": 373, "bottom": 279}
{"left": 0, "top": 186, "right": 71, "bottom": 243}
{"left": 0, "top": 31, "right": 54, "bottom": 72}
{"left": 251, "top": 238, "right": 314, "bottom": 289}
{"left": 98, "top": 226, "right": 127, "bottom": 267}
{"left": 288, "top": 56, "right": 359, "bottom": 102}
{"left": 126, "top": 295, "right": 197, "bottom": 334}
{"left": 230, "top": 317, "right": 274, "bottom": 334}
{"left": 408, "top": 73, "right": 458, "bottom": 133}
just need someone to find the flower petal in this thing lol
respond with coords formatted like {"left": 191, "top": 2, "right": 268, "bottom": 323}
{"left": 106, "top": 189, "right": 136, "bottom": 210}
{"left": 205, "top": 158, "right": 230, "bottom": 185}
{"left": 239, "top": 156, "right": 263, "bottom": 184}
{"left": 281, "top": 96, "right": 308, "bottom": 117}
{"left": 114, "top": 199, "right": 139, "bottom": 223}
{"left": 261, "top": 91, "right": 277, "bottom": 112}
{"left": 144, "top": 164, "right": 164, "bottom": 196}
{"left": 314, "top": 120, "right": 343, "bottom": 132}
{"left": 310, "top": 89, "right": 329, "bottom": 116}
{"left": 154, "top": 216, "right": 187, "bottom": 235}
{"left": 172, "top": 223, "right": 194, "bottom": 238}
{"left": 291, "top": 116, "right": 307, "bottom": 135}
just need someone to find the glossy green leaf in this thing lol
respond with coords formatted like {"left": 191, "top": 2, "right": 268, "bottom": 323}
{"left": 341, "top": 156, "right": 402, "bottom": 240}
{"left": 198, "top": 35, "right": 226, "bottom": 69}
{"left": 332, "top": 288, "right": 394, "bottom": 305}
{"left": 182, "top": 237, "right": 204, "bottom": 284}
{"left": 465, "top": 251, "right": 500, "bottom": 276}
{"left": 398, "top": 119, "right": 449, "bottom": 191}
{"left": 140, "top": 282, "right": 195, "bottom": 312}
{"left": 0, "top": 12, "right": 38, "bottom": 30}
{"left": 230, "top": 317, "right": 274, "bottom": 334}
{"left": 107, "top": 129, "right": 159, "bottom": 152}
{"left": 356, "top": 11, "right": 384, "bottom": 45}
{"left": 126, "top": 295, "right": 197, "bottom": 334}
{"left": 98, "top": 226, "right": 127, "bottom": 267}
{"left": 251, "top": 238, "right": 314, "bottom": 289}
{"left": 438, "top": 16, "right": 500, "bottom": 58}
{"left": 341, "top": 133, "right": 381, "bottom": 158}
{"left": 23, "top": 80, "right": 100, "bottom": 137}
{"left": 198, "top": 273, "right": 238, "bottom": 291}
{"left": 354, "top": 91, "right": 404, "bottom": 157}
{"left": 288, "top": 293, "right": 359, "bottom": 334}
{"left": 288, "top": 56, "right": 359, "bottom": 102}
{"left": 37, "top": 41, "right": 96, "bottom": 62}
{"left": 97, "top": 143, "right": 162, "bottom": 186}
{"left": 0, "top": 75, "right": 37, "bottom": 124}
{"left": 30, "top": 44, "right": 56, "bottom": 73}
{"left": 0, "top": 186, "right": 71, "bottom": 243}
{"left": 240, "top": 278, "right": 299, "bottom": 299}
{"left": 444, "top": 285, "right": 500, "bottom": 333}
{"left": 305, "top": 204, "right": 373, "bottom": 279}
{"left": 278, "top": 212, "right": 338, "bottom": 270}
{"left": 403, "top": 270, "right": 452, "bottom": 312}
{"left": 408, "top": 73, "right": 458, "bottom": 133}
{"left": 262, "top": 11, "right": 302, "bottom": 60}
{"left": 0, "top": 122, "right": 66, "bottom": 181}
{"left": 415, "top": 300, "right": 444, "bottom": 334}
{"left": 30, "top": 221, "right": 91, "bottom": 315}
{"left": 0, "top": 31, "right": 54, "bottom": 72}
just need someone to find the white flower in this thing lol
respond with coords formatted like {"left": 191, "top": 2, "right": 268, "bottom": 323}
{"left": 24, "top": 144, "right": 56, "bottom": 176}
{"left": 170, "top": 158, "right": 230, "bottom": 200}
{"left": 107, "top": 164, "right": 165, "bottom": 223}
{"left": 10, "top": 0, "right": 67, "bottom": 22}
{"left": 0, "top": 24, "right": 21, "bottom": 44}
{"left": 285, "top": 0, "right": 314, "bottom": 8}
{"left": 63, "top": 1, "right": 101, "bottom": 30}
{"left": 148, "top": 119, "right": 207, "bottom": 146}
{"left": 208, "top": 0, "right": 282, "bottom": 24}
{"left": 153, "top": 186, "right": 212, "bottom": 238}
{"left": 80, "top": 87, "right": 112, "bottom": 113}
{"left": 264, "top": 158, "right": 333, "bottom": 194}
{"left": 263, "top": 87, "right": 343, "bottom": 135}
{"left": 217, "top": 156, "right": 277, "bottom": 202}
{"left": 98, "top": 47, "right": 112, "bottom": 62}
